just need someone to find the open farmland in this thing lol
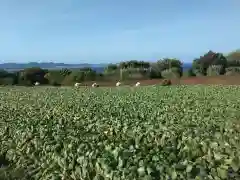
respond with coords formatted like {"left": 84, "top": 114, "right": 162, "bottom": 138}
{"left": 0, "top": 86, "right": 240, "bottom": 179}
{"left": 80, "top": 75, "right": 240, "bottom": 87}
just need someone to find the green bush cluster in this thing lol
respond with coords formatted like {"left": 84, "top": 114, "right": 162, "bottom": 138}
{"left": 1, "top": 50, "right": 240, "bottom": 86}
{"left": 225, "top": 67, "right": 240, "bottom": 76}
{"left": 161, "top": 68, "right": 181, "bottom": 79}
{"left": 207, "top": 65, "right": 225, "bottom": 76}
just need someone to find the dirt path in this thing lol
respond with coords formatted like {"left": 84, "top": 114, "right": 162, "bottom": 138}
{"left": 79, "top": 75, "right": 240, "bottom": 87}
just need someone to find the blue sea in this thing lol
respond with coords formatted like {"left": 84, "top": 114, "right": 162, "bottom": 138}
{"left": 2, "top": 63, "right": 192, "bottom": 73}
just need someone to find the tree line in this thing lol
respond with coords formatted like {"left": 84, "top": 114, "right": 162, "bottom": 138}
{"left": 0, "top": 50, "right": 240, "bottom": 86}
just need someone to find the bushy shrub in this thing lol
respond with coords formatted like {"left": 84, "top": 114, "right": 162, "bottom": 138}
{"left": 161, "top": 68, "right": 181, "bottom": 79}
{"left": 207, "top": 65, "right": 224, "bottom": 76}
{"left": 193, "top": 69, "right": 205, "bottom": 77}
{"left": 226, "top": 50, "right": 240, "bottom": 67}
{"left": 18, "top": 67, "right": 48, "bottom": 85}
{"left": 149, "top": 63, "right": 162, "bottom": 79}
{"left": 119, "top": 68, "right": 146, "bottom": 81}
{"left": 0, "top": 77, "right": 14, "bottom": 85}
{"left": 61, "top": 73, "right": 79, "bottom": 86}
{"left": 192, "top": 51, "right": 227, "bottom": 75}
{"left": 0, "top": 70, "right": 18, "bottom": 85}
{"left": 225, "top": 67, "right": 240, "bottom": 76}
{"left": 60, "top": 68, "right": 72, "bottom": 77}
{"left": 157, "top": 58, "right": 182, "bottom": 72}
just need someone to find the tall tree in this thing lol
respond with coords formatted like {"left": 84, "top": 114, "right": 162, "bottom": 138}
{"left": 19, "top": 67, "right": 48, "bottom": 85}
{"left": 192, "top": 51, "right": 227, "bottom": 75}
{"left": 226, "top": 50, "right": 240, "bottom": 67}
{"left": 157, "top": 58, "right": 182, "bottom": 72}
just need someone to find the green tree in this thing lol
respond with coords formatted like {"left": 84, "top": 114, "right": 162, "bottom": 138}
{"left": 119, "top": 62, "right": 127, "bottom": 69}
{"left": 19, "top": 67, "right": 48, "bottom": 85}
{"left": 225, "top": 67, "right": 240, "bottom": 75}
{"left": 149, "top": 63, "right": 162, "bottom": 79}
{"left": 44, "top": 70, "right": 66, "bottom": 86}
{"left": 61, "top": 71, "right": 84, "bottom": 85}
{"left": 161, "top": 67, "right": 181, "bottom": 79}
{"left": 119, "top": 60, "right": 150, "bottom": 69}
{"left": 139, "top": 61, "right": 150, "bottom": 69}
{"left": 207, "top": 65, "right": 225, "bottom": 76}
{"left": 226, "top": 50, "right": 240, "bottom": 67}
{"left": 0, "top": 69, "right": 9, "bottom": 78}
{"left": 157, "top": 58, "right": 182, "bottom": 71}
{"left": 79, "top": 68, "right": 96, "bottom": 81}
{"left": 155, "top": 58, "right": 183, "bottom": 77}
{"left": 61, "top": 68, "right": 97, "bottom": 85}
{"left": 192, "top": 51, "right": 227, "bottom": 75}
{"left": 0, "top": 69, "right": 18, "bottom": 85}
{"left": 104, "top": 64, "right": 118, "bottom": 74}
{"left": 60, "top": 68, "right": 72, "bottom": 77}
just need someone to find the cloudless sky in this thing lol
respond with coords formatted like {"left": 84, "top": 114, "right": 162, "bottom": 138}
{"left": 0, "top": 0, "right": 239, "bottom": 64}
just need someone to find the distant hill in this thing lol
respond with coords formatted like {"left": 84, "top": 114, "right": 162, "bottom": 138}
{"left": 0, "top": 62, "right": 192, "bottom": 73}
{"left": 0, "top": 62, "right": 107, "bottom": 72}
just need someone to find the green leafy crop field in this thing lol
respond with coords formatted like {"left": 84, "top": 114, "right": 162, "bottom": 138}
{"left": 0, "top": 85, "right": 240, "bottom": 180}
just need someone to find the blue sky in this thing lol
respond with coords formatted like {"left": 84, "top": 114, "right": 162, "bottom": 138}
{"left": 0, "top": 0, "right": 239, "bottom": 64}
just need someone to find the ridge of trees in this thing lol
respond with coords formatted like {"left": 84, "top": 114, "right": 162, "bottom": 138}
{"left": 0, "top": 50, "right": 240, "bottom": 86}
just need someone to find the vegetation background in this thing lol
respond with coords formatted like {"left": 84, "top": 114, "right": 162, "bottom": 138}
{"left": 0, "top": 50, "right": 240, "bottom": 86}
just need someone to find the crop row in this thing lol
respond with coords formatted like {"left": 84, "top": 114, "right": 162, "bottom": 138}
{"left": 0, "top": 85, "right": 239, "bottom": 179}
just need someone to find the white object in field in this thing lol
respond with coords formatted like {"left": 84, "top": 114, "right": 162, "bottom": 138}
{"left": 92, "top": 83, "right": 99, "bottom": 87}
{"left": 116, "top": 81, "right": 121, "bottom": 86}
{"left": 34, "top": 82, "right": 40, "bottom": 86}
{"left": 135, "top": 82, "right": 140, "bottom": 87}
{"left": 74, "top": 82, "right": 81, "bottom": 87}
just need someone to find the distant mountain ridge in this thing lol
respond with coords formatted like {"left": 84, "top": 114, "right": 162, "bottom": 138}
{"left": 0, "top": 62, "right": 106, "bottom": 69}
{"left": 0, "top": 62, "right": 192, "bottom": 72}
